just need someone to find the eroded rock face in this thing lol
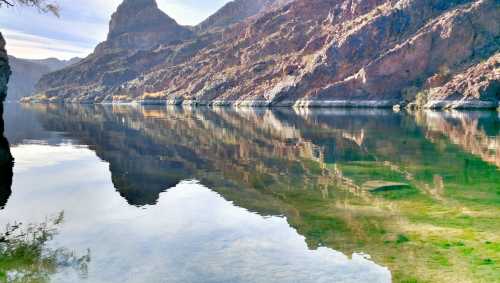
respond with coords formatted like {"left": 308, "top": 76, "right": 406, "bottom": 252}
{"left": 0, "top": 32, "right": 10, "bottom": 102}
{"left": 426, "top": 53, "right": 500, "bottom": 109}
{"left": 33, "top": 0, "right": 500, "bottom": 108}
{"left": 34, "top": 0, "right": 196, "bottom": 103}
{"left": 0, "top": 32, "right": 14, "bottom": 202}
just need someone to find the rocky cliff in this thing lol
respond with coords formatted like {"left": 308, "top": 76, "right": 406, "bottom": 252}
{"left": 0, "top": 32, "right": 9, "bottom": 103}
{"left": 0, "top": 32, "right": 14, "bottom": 205}
{"left": 102, "top": 0, "right": 193, "bottom": 51}
{"left": 33, "top": 0, "right": 500, "bottom": 108}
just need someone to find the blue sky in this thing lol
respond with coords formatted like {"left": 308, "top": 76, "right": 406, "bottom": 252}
{"left": 0, "top": 0, "right": 231, "bottom": 60}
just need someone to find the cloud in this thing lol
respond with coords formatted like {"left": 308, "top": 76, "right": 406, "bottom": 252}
{"left": 0, "top": 0, "right": 231, "bottom": 59}
{"left": 3, "top": 29, "right": 93, "bottom": 60}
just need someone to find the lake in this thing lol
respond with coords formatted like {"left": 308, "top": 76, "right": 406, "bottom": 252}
{"left": 0, "top": 103, "right": 499, "bottom": 283}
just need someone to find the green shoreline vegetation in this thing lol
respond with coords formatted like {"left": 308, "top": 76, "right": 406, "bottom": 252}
{"left": 0, "top": 212, "right": 90, "bottom": 283}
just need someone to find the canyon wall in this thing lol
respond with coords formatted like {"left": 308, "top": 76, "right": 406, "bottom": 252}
{"left": 32, "top": 0, "right": 499, "bottom": 108}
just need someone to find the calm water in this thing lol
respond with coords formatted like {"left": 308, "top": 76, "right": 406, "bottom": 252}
{"left": 0, "top": 103, "right": 499, "bottom": 283}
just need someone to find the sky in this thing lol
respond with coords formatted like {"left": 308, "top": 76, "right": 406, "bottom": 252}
{"left": 0, "top": 0, "right": 231, "bottom": 60}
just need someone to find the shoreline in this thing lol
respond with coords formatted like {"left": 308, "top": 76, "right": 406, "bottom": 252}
{"left": 19, "top": 98, "right": 500, "bottom": 110}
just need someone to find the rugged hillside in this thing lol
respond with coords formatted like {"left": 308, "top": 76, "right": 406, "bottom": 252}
{"left": 34, "top": 0, "right": 196, "bottom": 101}
{"left": 33, "top": 0, "right": 500, "bottom": 108}
{"left": 7, "top": 56, "right": 80, "bottom": 101}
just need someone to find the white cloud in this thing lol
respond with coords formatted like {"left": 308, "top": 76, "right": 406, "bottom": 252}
{"left": 3, "top": 28, "right": 93, "bottom": 59}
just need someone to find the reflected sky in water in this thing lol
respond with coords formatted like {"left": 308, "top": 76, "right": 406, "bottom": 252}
{"left": 3, "top": 143, "right": 390, "bottom": 283}
{"left": 0, "top": 103, "right": 498, "bottom": 283}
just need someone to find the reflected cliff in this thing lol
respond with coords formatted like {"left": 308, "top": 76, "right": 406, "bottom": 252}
{"left": 416, "top": 110, "right": 500, "bottom": 167}
{"left": 13, "top": 103, "right": 500, "bottom": 283}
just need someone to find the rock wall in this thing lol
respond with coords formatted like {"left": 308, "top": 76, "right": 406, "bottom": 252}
{"left": 426, "top": 53, "right": 500, "bottom": 109}
{"left": 0, "top": 32, "right": 10, "bottom": 103}
{"left": 0, "top": 32, "right": 14, "bottom": 207}
{"left": 32, "top": 0, "right": 500, "bottom": 108}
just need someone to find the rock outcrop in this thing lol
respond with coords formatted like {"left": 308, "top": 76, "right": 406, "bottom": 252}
{"left": 32, "top": 0, "right": 500, "bottom": 108}
{"left": 0, "top": 32, "right": 14, "bottom": 208}
{"left": 0, "top": 32, "right": 10, "bottom": 103}
{"left": 426, "top": 53, "right": 499, "bottom": 109}
{"left": 33, "top": 0, "right": 195, "bottom": 103}
{"left": 101, "top": 0, "right": 193, "bottom": 51}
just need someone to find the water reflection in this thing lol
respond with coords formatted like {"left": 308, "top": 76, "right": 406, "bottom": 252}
{"left": 416, "top": 110, "right": 500, "bottom": 167}
{"left": 3, "top": 142, "right": 391, "bottom": 283}
{"left": 1, "top": 103, "right": 499, "bottom": 283}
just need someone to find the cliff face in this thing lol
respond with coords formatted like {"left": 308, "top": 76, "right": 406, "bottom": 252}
{"left": 426, "top": 53, "right": 499, "bottom": 108}
{"left": 34, "top": 0, "right": 500, "bottom": 108}
{"left": 0, "top": 32, "right": 14, "bottom": 207}
{"left": 0, "top": 32, "right": 10, "bottom": 103}
{"left": 34, "top": 0, "right": 195, "bottom": 102}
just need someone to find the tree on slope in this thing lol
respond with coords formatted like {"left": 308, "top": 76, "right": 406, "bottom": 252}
{"left": 0, "top": 0, "right": 59, "bottom": 16}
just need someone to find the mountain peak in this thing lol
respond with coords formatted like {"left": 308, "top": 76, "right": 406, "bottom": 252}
{"left": 103, "top": 0, "right": 193, "bottom": 50}
{"left": 108, "top": 0, "right": 178, "bottom": 39}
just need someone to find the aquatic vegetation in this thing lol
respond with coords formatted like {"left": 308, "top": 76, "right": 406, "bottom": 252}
{"left": 0, "top": 213, "right": 90, "bottom": 283}
{"left": 13, "top": 104, "right": 500, "bottom": 283}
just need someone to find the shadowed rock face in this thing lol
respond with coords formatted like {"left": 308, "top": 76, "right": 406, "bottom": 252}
{"left": 0, "top": 32, "right": 13, "bottom": 209}
{"left": 33, "top": 0, "right": 500, "bottom": 108}
{"left": 0, "top": 32, "right": 10, "bottom": 103}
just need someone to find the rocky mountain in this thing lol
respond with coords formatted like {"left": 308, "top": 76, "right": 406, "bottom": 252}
{"left": 34, "top": 0, "right": 198, "bottom": 101}
{"left": 6, "top": 56, "right": 80, "bottom": 101}
{"left": 32, "top": 0, "right": 500, "bottom": 109}
{"left": 102, "top": 0, "right": 193, "bottom": 51}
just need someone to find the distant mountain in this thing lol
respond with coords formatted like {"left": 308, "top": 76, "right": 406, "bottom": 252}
{"left": 33, "top": 0, "right": 500, "bottom": 109}
{"left": 7, "top": 56, "right": 80, "bottom": 101}
{"left": 24, "top": 57, "right": 81, "bottom": 72}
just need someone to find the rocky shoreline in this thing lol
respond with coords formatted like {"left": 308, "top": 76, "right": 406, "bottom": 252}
{"left": 29, "top": 0, "right": 499, "bottom": 110}
{"left": 20, "top": 98, "right": 499, "bottom": 110}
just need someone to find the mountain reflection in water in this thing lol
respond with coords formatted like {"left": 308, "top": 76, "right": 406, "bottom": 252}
{"left": 1, "top": 103, "right": 499, "bottom": 283}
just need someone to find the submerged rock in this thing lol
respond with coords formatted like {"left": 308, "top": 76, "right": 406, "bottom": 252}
{"left": 362, "top": 181, "right": 410, "bottom": 192}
